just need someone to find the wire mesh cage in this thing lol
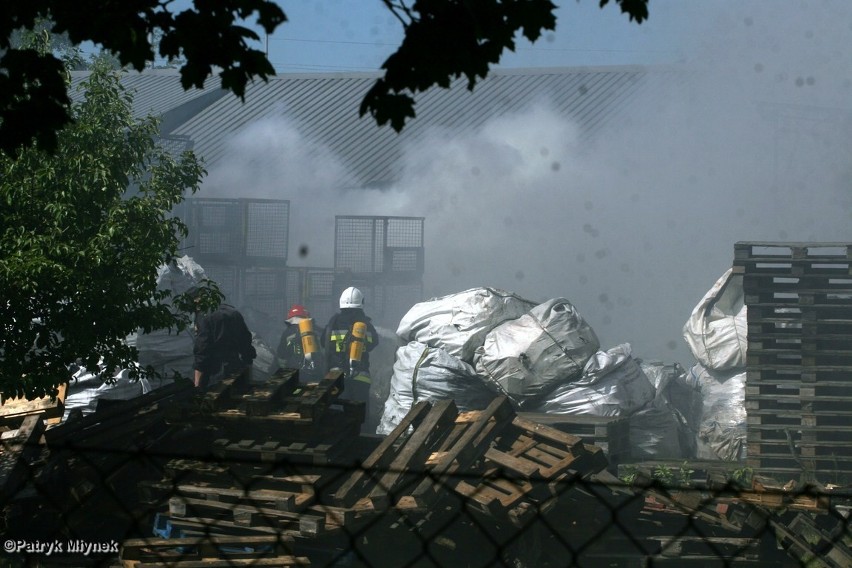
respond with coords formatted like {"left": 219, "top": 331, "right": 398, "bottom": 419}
{"left": 245, "top": 200, "right": 289, "bottom": 261}
{"left": 177, "top": 198, "right": 290, "bottom": 265}
{"left": 284, "top": 267, "right": 338, "bottom": 328}
{"left": 334, "top": 216, "right": 424, "bottom": 277}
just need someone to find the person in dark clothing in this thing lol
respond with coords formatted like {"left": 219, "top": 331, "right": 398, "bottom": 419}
{"left": 192, "top": 290, "right": 256, "bottom": 389}
{"left": 276, "top": 303, "right": 324, "bottom": 382}
{"left": 322, "top": 287, "right": 378, "bottom": 409}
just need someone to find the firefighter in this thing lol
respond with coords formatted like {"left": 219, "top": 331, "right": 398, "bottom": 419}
{"left": 276, "top": 304, "right": 324, "bottom": 382}
{"left": 190, "top": 287, "right": 256, "bottom": 390}
{"left": 322, "top": 287, "right": 378, "bottom": 410}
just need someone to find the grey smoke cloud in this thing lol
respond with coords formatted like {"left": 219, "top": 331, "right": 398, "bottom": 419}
{"left": 201, "top": 0, "right": 852, "bottom": 366}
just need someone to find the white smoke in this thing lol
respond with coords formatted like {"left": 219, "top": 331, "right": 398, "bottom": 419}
{"left": 198, "top": 1, "right": 852, "bottom": 365}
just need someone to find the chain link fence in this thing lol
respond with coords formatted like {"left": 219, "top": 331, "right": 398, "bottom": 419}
{"left": 1, "top": 371, "right": 850, "bottom": 568}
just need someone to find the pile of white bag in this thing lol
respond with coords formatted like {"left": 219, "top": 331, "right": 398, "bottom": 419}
{"left": 377, "top": 275, "right": 747, "bottom": 464}
{"left": 378, "top": 288, "right": 692, "bottom": 460}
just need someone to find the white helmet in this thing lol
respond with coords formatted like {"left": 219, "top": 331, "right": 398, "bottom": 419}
{"left": 339, "top": 286, "right": 364, "bottom": 309}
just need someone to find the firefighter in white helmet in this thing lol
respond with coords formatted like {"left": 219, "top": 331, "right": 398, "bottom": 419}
{"left": 321, "top": 287, "right": 379, "bottom": 412}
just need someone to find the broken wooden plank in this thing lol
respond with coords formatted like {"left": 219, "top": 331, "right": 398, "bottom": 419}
{"left": 163, "top": 459, "right": 320, "bottom": 493}
{"left": 200, "top": 372, "right": 251, "bottom": 411}
{"left": 163, "top": 483, "right": 313, "bottom": 512}
{"left": 781, "top": 512, "right": 852, "bottom": 568}
{"left": 46, "top": 380, "right": 192, "bottom": 445}
{"left": 367, "top": 399, "right": 460, "bottom": 509}
{"left": 279, "top": 370, "right": 344, "bottom": 421}
{"left": 241, "top": 368, "right": 300, "bottom": 416}
{"left": 410, "top": 396, "right": 515, "bottom": 507}
{"left": 0, "top": 383, "right": 67, "bottom": 423}
{"left": 120, "top": 532, "right": 309, "bottom": 568}
{"left": 120, "top": 534, "right": 294, "bottom": 562}
{"left": 168, "top": 496, "right": 302, "bottom": 531}
{"left": 0, "top": 414, "right": 46, "bottom": 501}
{"left": 162, "top": 513, "right": 300, "bottom": 538}
{"left": 333, "top": 399, "right": 435, "bottom": 508}
{"left": 123, "top": 558, "right": 310, "bottom": 567}
{"left": 213, "top": 436, "right": 348, "bottom": 466}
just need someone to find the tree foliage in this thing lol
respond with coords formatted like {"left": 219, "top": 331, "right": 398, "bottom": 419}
{"left": 1, "top": 0, "right": 286, "bottom": 155}
{"left": 0, "top": 56, "right": 206, "bottom": 400}
{"left": 1, "top": 0, "right": 648, "bottom": 156}
{"left": 363, "top": 0, "right": 648, "bottom": 131}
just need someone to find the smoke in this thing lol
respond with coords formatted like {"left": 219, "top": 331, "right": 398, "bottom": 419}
{"left": 202, "top": 1, "right": 852, "bottom": 365}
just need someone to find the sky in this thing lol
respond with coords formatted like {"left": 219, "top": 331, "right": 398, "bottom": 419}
{"left": 193, "top": 1, "right": 852, "bottom": 367}
{"left": 252, "top": 1, "right": 686, "bottom": 72}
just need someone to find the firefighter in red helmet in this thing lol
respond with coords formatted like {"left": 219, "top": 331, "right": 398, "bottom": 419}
{"left": 276, "top": 304, "right": 324, "bottom": 382}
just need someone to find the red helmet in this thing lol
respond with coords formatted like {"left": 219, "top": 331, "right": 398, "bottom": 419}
{"left": 286, "top": 304, "right": 309, "bottom": 320}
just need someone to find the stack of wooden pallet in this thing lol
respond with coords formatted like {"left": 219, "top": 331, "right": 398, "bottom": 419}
{"left": 602, "top": 462, "right": 851, "bottom": 566}
{"left": 735, "top": 241, "right": 852, "bottom": 484}
{"left": 168, "top": 368, "right": 365, "bottom": 461}
{"left": 0, "top": 384, "right": 67, "bottom": 502}
{"left": 128, "top": 389, "right": 610, "bottom": 566}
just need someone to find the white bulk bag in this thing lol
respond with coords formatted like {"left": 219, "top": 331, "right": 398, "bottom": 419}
{"left": 474, "top": 298, "right": 600, "bottom": 404}
{"left": 683, "top": 268, "right": 747, "bottom": 371}
{"left": 689, "top": 363, "right": 747, "bottom": 461}
{"left": 377, "top": 341, "right": 495, "bottom": 435}
{"left": 529, "top": 343, "right": 655, "bottom": 416}
{"left": 396, "top": 287, "right": 536, "bottom": 363}
{"left": 629, "top": 398, "right": 688, "bottom": 460}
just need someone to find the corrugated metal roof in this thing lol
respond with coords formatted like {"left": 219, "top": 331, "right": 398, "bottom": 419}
{"left": 70, "top": 69, "right": 221, "bottom": 120}
{"left": 71, "top": 66, "right": 664, "bottom": 187}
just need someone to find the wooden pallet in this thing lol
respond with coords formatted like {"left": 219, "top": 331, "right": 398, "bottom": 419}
{"left": 747, "top": 307, "right": 852, "bottom": 328}
{"left": 746, "top": 347, "right": 852, "bottom": 367}
{"left": 747, "top": 366, "right": 852, "bottom": 384}
{"left": 154, "top": 504, "right": 353, "bottom": 540}
{"left": 748, "top": 319, "right": 852, "bottom": 338}
{"left": 46, "top": 380, "right": 194, "bottom": 447}
{"left": 517, "top": 412, "right": 630, "bottom": 467}
{"left": 0, "top": 383, "right": 67, "bottom": 426}
{"left": 332, "top": 397, "right": 608, "bottom": 524}
{"left": 175, "top": 370, "right": 363, "bottom": 440}
{"left": 740, "top": 243, "right": 852, "bottom": 482}
{"left": 119, "top": 534, "right": 308, "bottom": 567}
{"left": 744, "top": 395, "right": 852, "bottom": 414}
{"left": 748, "top": 424, "right": 852, "bottom": 445}
{"left": 742, "top": 272, "right": 852, "bottom": 294}
{"left": 212, "top": 435, "right": 352, "bottom": 466}
{"left": 0, "top": 415, "right": 46, "bottom": 501}
{"left": 406, "top": 397, "right": 516, "bottom": 510}
{"left": 332, "top": 399, "right": 455, "bottom": 509}
{"left": 455, "top": 416, "right": 608, "bottom": 524}
{"left": 733, "top": 241, "right": 852, "bottom": 270}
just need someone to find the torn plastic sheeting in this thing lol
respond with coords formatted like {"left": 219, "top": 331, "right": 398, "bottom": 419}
{"left": 376, "top": 341, "right": 495, "bottom": 435}
{"left": 137, "top": 255, "right": 208, "bottom": 379}
{"left": 474, "top": 298, "right": 600, "bottom": 404}
{"left": 699, "top": 421, "right": 746, "bottom": 462}
{"left": 395, "top": 287, "right": 536, "bottom": 363}
{"left": 526, "top": 343, "right": 654, "bottom": 416}
{"left": 252, "top": 334, "right": 278, "bottom": 383}
{"left": 63, "top": 364, "right": 154, "bottom": 420}
{"left": 682, "top": 268, "right": 747, "bottom": 371}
